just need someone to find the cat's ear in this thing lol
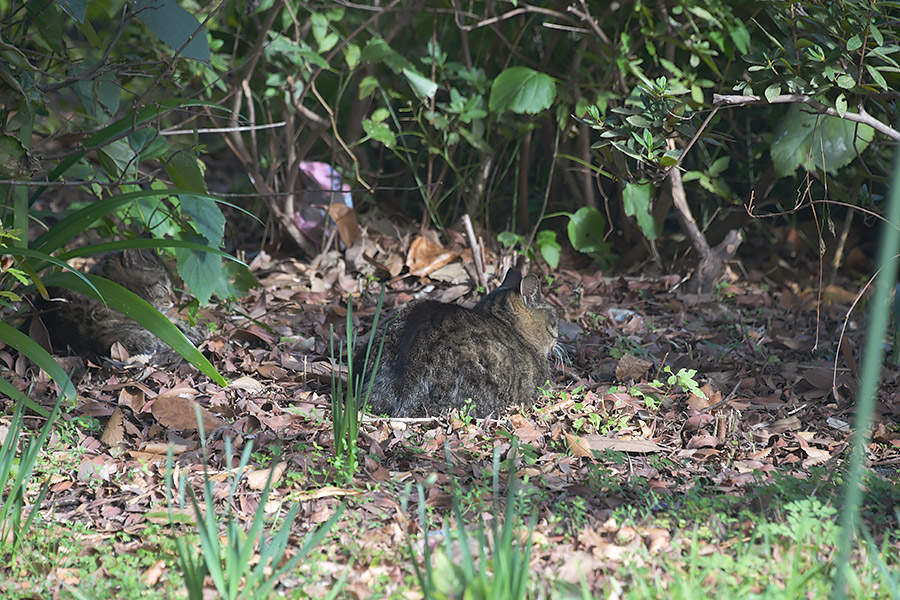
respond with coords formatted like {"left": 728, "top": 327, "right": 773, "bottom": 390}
{"left": 499, "top": 268, "right": 523, "bottom": 290}
{"left": 520, "top": 273, "right": 542, "bottom": 306}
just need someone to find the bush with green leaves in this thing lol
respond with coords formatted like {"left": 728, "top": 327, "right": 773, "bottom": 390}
{"left": 579, "top": 0, "right": 899, "bottom": 288}
{"left": 0, "top": 0, "right": 263, "bottom": 403}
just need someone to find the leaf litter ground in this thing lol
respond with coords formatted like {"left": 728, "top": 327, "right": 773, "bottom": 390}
{"left": 2, "top": 230, "right": 900, "bottom": 598}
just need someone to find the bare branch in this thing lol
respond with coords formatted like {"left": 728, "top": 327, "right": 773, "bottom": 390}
{"left": 713, "top": 93, "right": 900, "bottom": 141}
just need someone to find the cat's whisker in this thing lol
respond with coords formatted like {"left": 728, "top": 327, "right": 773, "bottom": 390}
{"left": 552, "top": 342, "right": 570, "bottom": 368}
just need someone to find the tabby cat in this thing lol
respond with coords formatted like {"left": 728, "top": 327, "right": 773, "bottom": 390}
{"left": 355, "top": 268, "right": 558, "bottom": 418}
{"left": 35, "top": 249, "right": 203, "bottom": 357}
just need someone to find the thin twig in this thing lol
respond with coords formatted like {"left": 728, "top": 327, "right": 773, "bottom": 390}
{"left": 699, "top": 381, "right": 742, "bottom": 413}
{"left": 360, "top": 415, "right": 439, "bottom": 424}
{"left": 567, "top": 0, "right": 612, "bottom": 45}
{"left": 713, "top": 93, "right": 900, "bottom": 141}
{"left": 160, "top": 122, "right": 287, "bottom": 136}
{"left": 461, "top": 214, "right": 488, "bottom": 290}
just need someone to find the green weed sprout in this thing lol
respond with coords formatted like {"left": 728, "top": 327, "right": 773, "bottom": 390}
{"left": 0, "top": 396, "right": 61, "bottom": 558}
{"left": 166, "top": 405, "right": 344, "bottom": 600}
{"left": 409, "top": 442, "right": 535, "bottom": 600}
{"left": 330, "top": 285, "right": 387, "bottom": 484}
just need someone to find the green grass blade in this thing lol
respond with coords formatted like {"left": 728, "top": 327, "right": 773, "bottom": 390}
{"left": 1, "top": 246, "right": 100, "bottom": 297}
{"left": 832, "top": 149, "right": 900, "bottom": 599}
{"left": 31, "top": 188, "right": 235, "bottom": 256}
{"left": 0, "top": 321, "right": 77, "bottom": 403}
{"left": 56, "top": 238, "right": 245, "bottom": 265}
{"left": 0, "top": 374, "right": 50, "bottom": 417}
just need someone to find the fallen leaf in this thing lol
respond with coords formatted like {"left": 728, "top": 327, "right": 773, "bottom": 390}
{"left": 801, "top": 446, "right": 831, "bottom": 467}
{"left": 246, "top": 461, "right": 287, "bottom": 490}
{"left": 110, "top": 341, "right": 129, "bottom": 361}
{"left": 100, "top": 408, "right": 126, "bottom": 448}
{"left": 143, "top": 560, "right": 166, "bottom": 587}
{"left": 149, "top": 395, "right": 224, "bottom": 432}
{"left": 295, "top": 486, "right": 363, "bottom": 501}
{"left": 564, "top": 431, "right": 593, "bottom": 458}
{"left": 510, "top": 415, "right": 543, "bottom": 445}
{"left": 615, "top": 353, "right": 653, "bottom": 382}
{"left": 686, "top": 434, "right": 718, "bottom": 449}
{"left": 406, "top": 233, "right": 458, "bottom": 278}
{"left": 328, "top": 203, "right": 361, "bottom": 248}
{"left": 257, "top": 364, "right": 288, "bottom": 380}
{"left": 118, "top": 386, "right": 146, "bottom": 412}
{"left": 583, "top": 435, "right": 664, "bottom": 454}
{"left": 228, "top": 376, "right": 265, "bottom": 392}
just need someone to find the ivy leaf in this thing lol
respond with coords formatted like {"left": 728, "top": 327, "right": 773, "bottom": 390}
{"left": 166, "top": 152, "right": 206, "bottom": 193}
{"left": 497, "top": 231, "right": 524, "bottom": 248}
{"left": 344, "top": 42, "right": 360, "bottom": 70}
{"left": 835, "top": 93, "right": 847, "bottom": 118}
{"left": 836, "top": 74, "right": 855, "bottom": 89}
{"left": 177, "top": 242, "right": 225, "bottom": 306}
{"left": 489, "top": 66, "right": 556, "bottom": 114}
{"left": 180, "top": 195, "right": 225, "bottom": 247}
{"left": 55, "top": 0, "right": 87, "bottom": 23}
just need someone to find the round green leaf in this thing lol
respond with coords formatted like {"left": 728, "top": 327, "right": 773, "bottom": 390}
{"left": 489, "top": 66, "right": 556, "bottom": 115}
{"left": 566, "top": 206, "right": 607, "bottom": 254}
{"left": 536, "top": 230, "right": 561, "bottom": 269}
{"left": 770, "top": 104, "right": 875, "bottom": 177}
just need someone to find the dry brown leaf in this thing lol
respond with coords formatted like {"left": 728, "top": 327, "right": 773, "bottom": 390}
{"left": 228, "top": 376, "right": 264, "bottom": 392}
{"left": 620, "top": 315, "right": 644, "bottom": 336}
{"left": 683, "top": 413, "right": 715, "bottom": 432}
{"left": 328, "top": 203, "right": 361, "bottom": 248}
{"left": 510, "top": 415, "right": 543, "bottom": 445}
{"left": 246, "top": 461, "right": 287, "bottom": 490}
{"left": 110, "top": 341, "right": 129, "bottom": 361}
{"left": 564, "top": 431, "right": 593, "bottom": 458}
{"left": 686, "top": 434, "right": 718, "bottom": 449}
{"left": 295, "top": 486, "right": 363, "bottom": 501}
{"left": 364, "top": 456, "right": 390, "bottom": 481}
{"left": 556, "top": 551, "right": 598, "bottom": 583}
{"left": 583, "top": 435, "right": 664, "bottom": 454}
{"left": 117, "top": 386, "right": 145, "bottom": 412}
{"left": 770, "top": 416, "right": 801, "bottom": 433}
{"left": 149, "top": 395, "right": 224, "bottom": 432}
{"left": 100, "top": 407, "right": 126, "bottom": 448}
{"left": 257, "top": 364, "right": 288, "bottom": 380}
{"left": 615, "top": 353, "right": 653, "bottom": 382}
{"left": 801, "top": 446, "right": 831, "bottom": 467}
{"left": 143, "top": 559, "right": 166, "bottom": 587}
{"left": 406, "top": 234, "right": 458, "bottom": 277}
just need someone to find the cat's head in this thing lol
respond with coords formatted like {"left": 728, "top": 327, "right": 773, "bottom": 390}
{"left": 480, "top": 269, "right": 559, "bottom": 356}
{"left": 98, "top": 249, "right": 175, "bottom": 308}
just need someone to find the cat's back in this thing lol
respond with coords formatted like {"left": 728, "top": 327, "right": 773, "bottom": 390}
{"left": 359, "top": 269, "right": 558, "bottom": 418}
